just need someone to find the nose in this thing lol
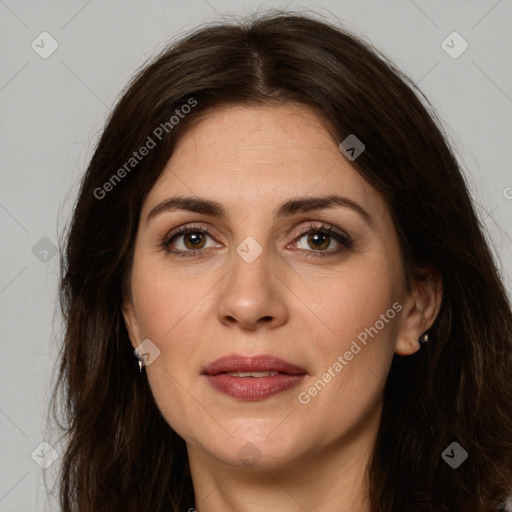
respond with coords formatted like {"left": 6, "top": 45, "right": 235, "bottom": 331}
{"left": 216, "top": 242, "right": 289, "bottom": 331}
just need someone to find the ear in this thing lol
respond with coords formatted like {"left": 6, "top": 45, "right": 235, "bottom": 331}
{"left": 395, "top": 265, "right": 443, "bottom": 356}
{"left": 122, "top": 295, "right": 142, "bottom": 351}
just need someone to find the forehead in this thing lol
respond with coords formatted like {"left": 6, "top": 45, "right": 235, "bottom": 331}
{"left": 141, "top": 103, "right": 387, "bottom": 222}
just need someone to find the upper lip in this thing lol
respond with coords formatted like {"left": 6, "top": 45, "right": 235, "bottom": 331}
{"left": 202, "top": 354, "right": 307, "bottom": 375}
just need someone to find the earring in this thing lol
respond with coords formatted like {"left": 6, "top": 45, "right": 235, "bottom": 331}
{"left": 134, "top": 348, "right": 145, "bottom": 373}
{"left": 419, "top": 333, "right": 429, "bottom": 343}
{"left": 134, "top": 351, "right": 145, "bottom": 373}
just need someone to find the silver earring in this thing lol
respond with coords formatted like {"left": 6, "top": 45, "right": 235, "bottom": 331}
{"left": 419, "top": 333, "right": 429, "bottom": 343}
{"left": 138, "top": 359, "right": 144, "bottom": 372}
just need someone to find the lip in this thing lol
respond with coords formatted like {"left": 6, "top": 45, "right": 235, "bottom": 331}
{"left": 202, "top": 354, "right": 307, "bottom": 375}
{"left": 202, "top": 354, "right": 307, "bottom": 401}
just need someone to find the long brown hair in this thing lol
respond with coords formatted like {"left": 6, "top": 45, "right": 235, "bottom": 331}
{"left": 50, "top": 10, "right": 512, "bottom": 511}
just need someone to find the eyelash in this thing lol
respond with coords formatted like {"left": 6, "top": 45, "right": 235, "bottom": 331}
{"left": 160, "top": 222, "right": 353, "bottom": 258}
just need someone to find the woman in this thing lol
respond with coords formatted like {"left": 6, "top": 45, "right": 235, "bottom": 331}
{"left": 50, "top": 10, "right": 512, "bottom": 512}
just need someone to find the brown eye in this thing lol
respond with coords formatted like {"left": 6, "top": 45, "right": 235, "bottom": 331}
{"left": 307, "top": 232, "right": 331, "bottom": 250}
{"left": 163, "top": 226, "right": 220, "bottom": 256}
{"left": 182, "top": 231, "right": 207, "bottom": 250}
{"left": 292, "top": 223, "right": 352, "bottom": 258}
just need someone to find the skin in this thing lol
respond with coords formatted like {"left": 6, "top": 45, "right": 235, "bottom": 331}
{"left": 123, "top": 103, "right": 442, "bottom": 512}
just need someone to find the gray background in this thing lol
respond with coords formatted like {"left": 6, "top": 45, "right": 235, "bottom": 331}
{"left": 1, "top": 0, "right": 511, "bottom": 510}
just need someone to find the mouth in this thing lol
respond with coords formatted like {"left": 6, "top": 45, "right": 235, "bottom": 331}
{"left": 223, "top": 370, "right": 282, "bottom": 377}
{"left": 202, "top": 354, "right": 307, "bottom": 400}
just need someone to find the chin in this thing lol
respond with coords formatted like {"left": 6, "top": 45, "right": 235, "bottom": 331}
{"left": 191, "top": 421, "right": 312, "bottom": 471}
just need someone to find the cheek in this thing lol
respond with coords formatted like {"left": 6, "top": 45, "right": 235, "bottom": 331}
{"left": 295, "top": 299, "right": 398, "bottom": 439}
{"left": 130, "top": 258, "right": 215, "bottom": 341}
{"left": 297, "top": 261, "right": 401, "bottom": 346}
{"left": 294, "top": 264, "right": 401, "bottom": 403}
{"left": 131, "top": 268, "right": 210, "bottom": 435}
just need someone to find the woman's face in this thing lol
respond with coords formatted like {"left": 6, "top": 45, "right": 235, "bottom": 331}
{"left": 123, "top": 103, "right": 423, "bottom": 473}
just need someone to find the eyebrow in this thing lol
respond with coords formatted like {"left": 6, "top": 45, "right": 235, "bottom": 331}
{"left": 146, "top": 194, "right": 373, "bottom": 226}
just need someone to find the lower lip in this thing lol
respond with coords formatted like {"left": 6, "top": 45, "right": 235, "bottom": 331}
{"left": 205, "top": 373, "right": 306, "bottom": 400}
